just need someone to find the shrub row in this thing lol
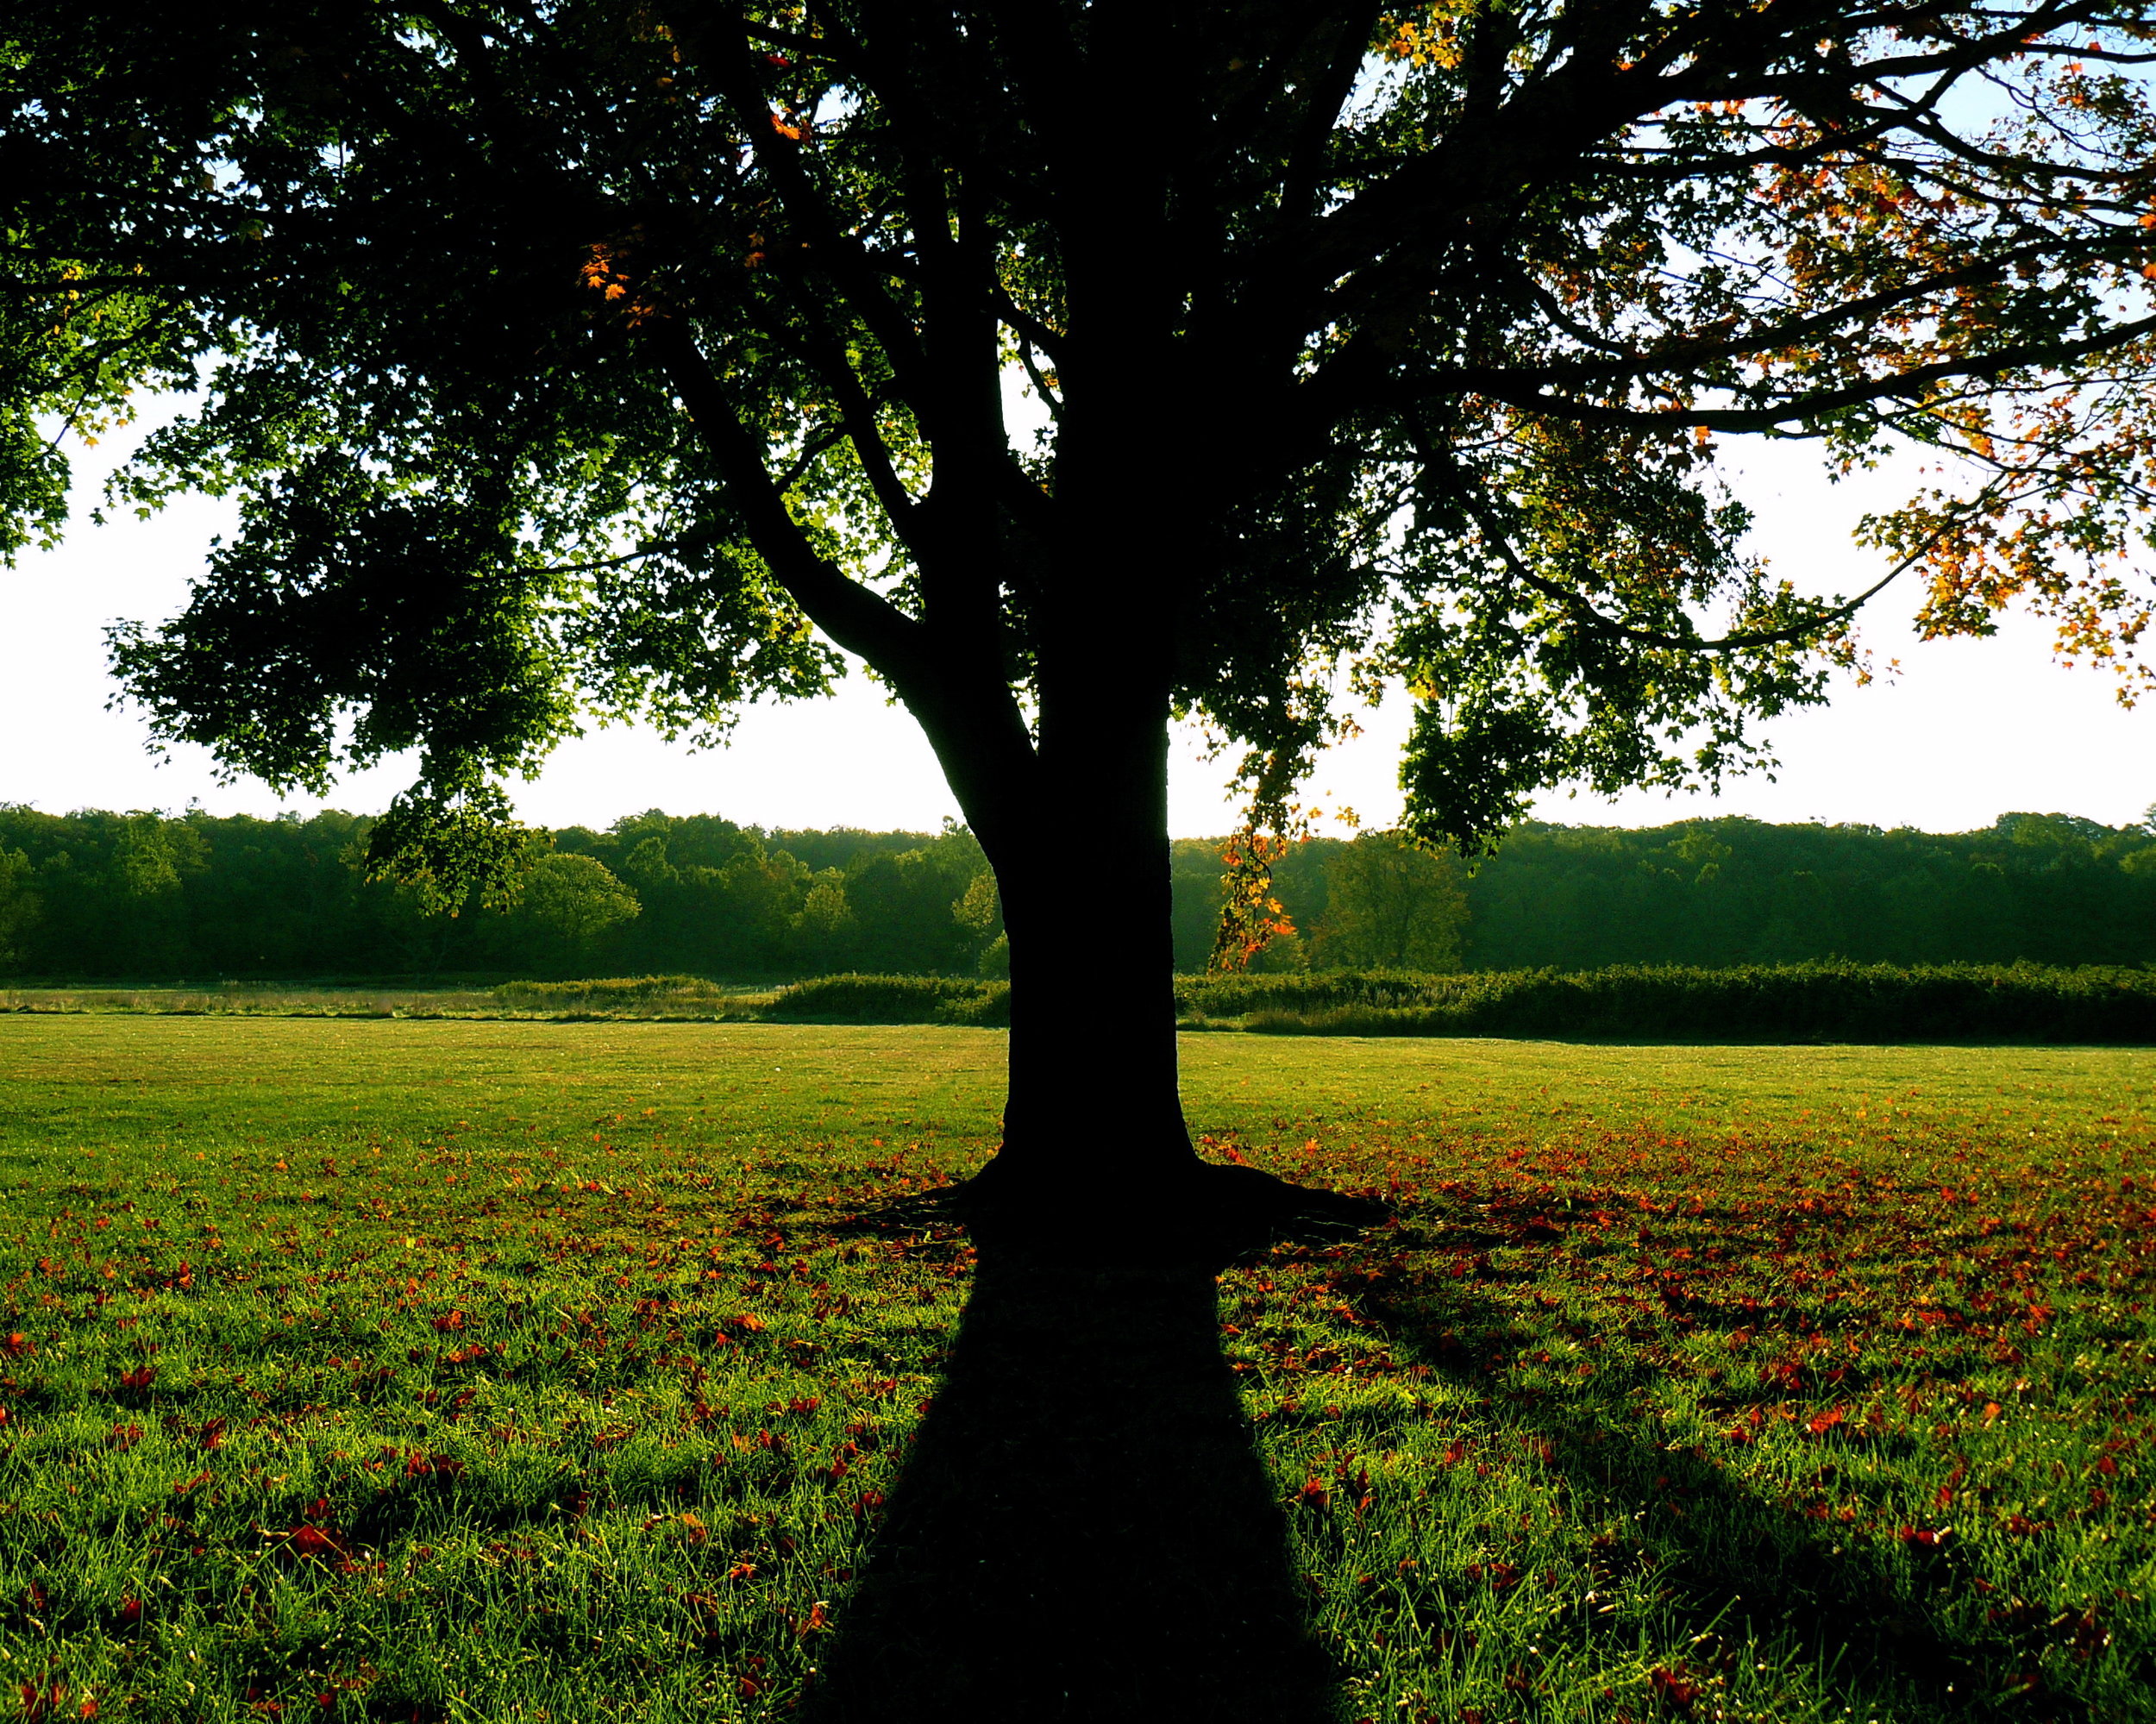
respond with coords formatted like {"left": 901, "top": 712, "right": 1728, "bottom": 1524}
{"left": 1205, "top": 962, "right": 2156, "bottom": 1044}
{"left": 483, "top": 962, "right": 2155, "bottom": 1042}
{"left": 761, "top": 973, "right": 1012, "bottom": 1026}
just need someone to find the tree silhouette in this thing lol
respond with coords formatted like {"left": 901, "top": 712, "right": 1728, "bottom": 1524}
{"left": 8, "top": 1, "right": 2156, "bottom": 1235}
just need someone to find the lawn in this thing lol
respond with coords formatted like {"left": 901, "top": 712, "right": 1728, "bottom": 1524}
{"left": 0, "top": 1018, "right": 2148, "bottom": 1721}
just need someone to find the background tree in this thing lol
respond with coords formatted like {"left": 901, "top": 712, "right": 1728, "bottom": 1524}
{"left": 9, "top": 2, "right": 2156, "bottom": 1232}
{"left": 1311, "top": 831, "right": 1470, "bottom": 970}
{"left": 0, "top": 848, "right": 36, "bottom": 969}
{"left": 512, "top": 851, "right": 643, "bottom": 969}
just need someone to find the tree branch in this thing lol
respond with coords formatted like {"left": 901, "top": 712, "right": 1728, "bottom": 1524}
{"left": 1441, "top": 315, "right": 2156, "bottom": 434}
{"left": 644, "top": 319, "right": 930, "bottom": 682}
{"left": 1443, "top": 472, "right": 1965, "bottom": 654}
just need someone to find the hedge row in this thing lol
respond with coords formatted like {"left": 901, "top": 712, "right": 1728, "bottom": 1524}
{"left": 1206, "top": 962, "right": 2156, "bottom": 1044}
{"left": 488, "top": 963, "right": 2156, "bottom": 1042}
{"left": 761, "top": 973, "right": 1012, "bottom": 1026}
{"left": 763, "top": 962, "right": 2156, "bottom": 1043}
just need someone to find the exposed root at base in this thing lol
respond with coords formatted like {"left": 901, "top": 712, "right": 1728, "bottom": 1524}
{"left": 855, "top": 1158, "right": 1390, "bottom": 1268}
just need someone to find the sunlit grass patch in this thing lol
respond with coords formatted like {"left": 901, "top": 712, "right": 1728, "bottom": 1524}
{"left": 1207, "top": 1050, "right": 2156, "bottom": 1723}
{"left": 0, "top": 1019, "right": 2148, "bottom": 1721}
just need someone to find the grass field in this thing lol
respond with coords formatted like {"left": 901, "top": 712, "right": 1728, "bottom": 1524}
{"left": 0, "top": 1019, "right": 2149, "bottom": 1721}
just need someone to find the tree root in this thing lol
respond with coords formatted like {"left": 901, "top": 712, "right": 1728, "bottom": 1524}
{"left": 857, "top": 1157, "right": 1390, "bottom": 1269}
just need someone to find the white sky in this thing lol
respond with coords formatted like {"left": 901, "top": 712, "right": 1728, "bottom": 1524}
{"left": 3, "top": 417, "right": 2150, "bottom": 839}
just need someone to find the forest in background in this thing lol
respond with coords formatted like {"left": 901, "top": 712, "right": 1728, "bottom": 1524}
{"left": 0, "top": 804, "right": 2152, "bottom": 983}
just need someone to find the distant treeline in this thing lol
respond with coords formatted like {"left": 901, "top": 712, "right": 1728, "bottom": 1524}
{"left": 0, "top": 807, "right": 1000, "bottom": 981}
{"left": 1, "top": 804, "right": 2153, "bottom": 981}
{"left": 1175, "top": 811, "right": 2156, "bottom": 974}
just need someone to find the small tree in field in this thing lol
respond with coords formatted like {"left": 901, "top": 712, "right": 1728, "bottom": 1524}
{"left": 7, "top": 1, "right": 2156, "bottom": 1236}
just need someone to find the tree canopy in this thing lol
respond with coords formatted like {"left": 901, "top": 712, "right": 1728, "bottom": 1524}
{"left": 8, "top": 1, "right": 2156, "bottom": 872}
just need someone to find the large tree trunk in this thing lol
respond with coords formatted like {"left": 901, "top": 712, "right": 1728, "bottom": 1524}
{"left": 908, "top": 567, "right": 1384, "bottom": 1256}
{"left": 987, "top": 682, "right": 1198, "bottom": 1194}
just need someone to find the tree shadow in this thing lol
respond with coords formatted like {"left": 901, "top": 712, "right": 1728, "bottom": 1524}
{"left": 1348, "top": 1256, "right": 2097, "bottom": 1720}
{"left": 805, "top": 1251, "right": 1339, "bottom": 1723}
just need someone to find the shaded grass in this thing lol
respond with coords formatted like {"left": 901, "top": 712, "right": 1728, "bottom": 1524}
{"left": 0, "top": 1019, "right": 2149, "bottom": 1720}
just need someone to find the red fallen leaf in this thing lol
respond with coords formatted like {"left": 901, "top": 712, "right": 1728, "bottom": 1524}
{"left": 430, "top": 1310, "right": 467, "bottom": 1332}
{"left": 117, "top": 1365, "right": 156, "bottom": 1392}
{"left": 3, "top": 1333, "right": 32, "bottom": 1358}
{"left": 1807, "top": 1405, "right": 1846, "bottom": 1435}
{"left": 1648, "top": 1666, "right": 1701, "bottom": 1714}
{"left": 796, "top": 1600, "right": 830, "bottom": 1636}
{"left": 1292, "top": 1476, "right": 1329, "bottom": 1509}
{"left": 1898, "top": 1525, "right": 1951, "bottom": 1548}
{"left": 1441, "top": 1439, "right": 1468, "bottom": 1467}
{"left": 18, "top": 1676, "right": 66, "bottom": 1722}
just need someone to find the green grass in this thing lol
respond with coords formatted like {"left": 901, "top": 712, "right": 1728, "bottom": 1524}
{"left": 0, "top": 1019, "right": 2149, "bottom": 1721}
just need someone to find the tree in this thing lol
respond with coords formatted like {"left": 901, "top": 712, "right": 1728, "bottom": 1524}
{"left": 9, "top": 2, "right": 2156, "bottom": 1238}
{"left": 1312, "top": 831, "right": 1469, "bottom": 970}
{"left": 515, "top": 851, "right": 642, "bottom": 967}
{"left": 0, "top": 848, "right": 37, "bottom": 971}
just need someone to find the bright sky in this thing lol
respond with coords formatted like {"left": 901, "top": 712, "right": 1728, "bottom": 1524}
{"left": 3, "top": 418, "right": 2150, "bottom": 839}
